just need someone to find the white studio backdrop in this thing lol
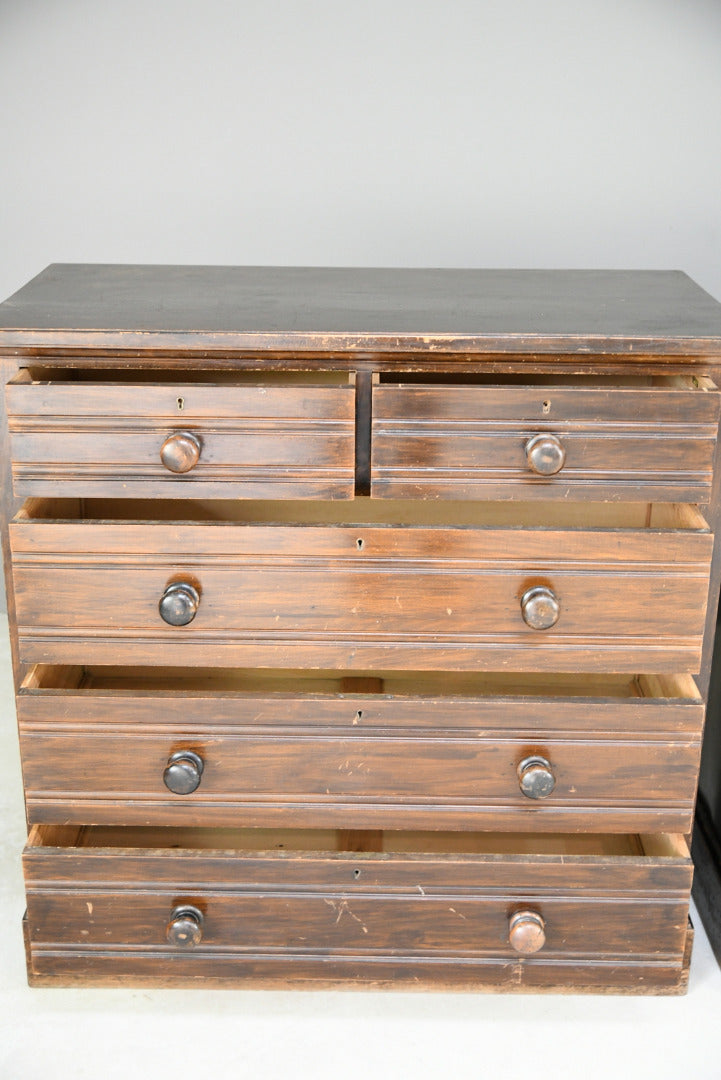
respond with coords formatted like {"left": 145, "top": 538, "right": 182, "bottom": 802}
{"left": 1, "top": 0, "right": 720, "bottom": 606}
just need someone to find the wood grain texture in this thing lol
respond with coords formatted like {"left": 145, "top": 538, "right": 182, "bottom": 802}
{"left": 10, "top": 514, "right": 712, "bottom": 671}
{"left": 3, "top": 264, "right": 721, "bottom": 993}
{"left": 0, "top": 355, "right": 24, "bottom": 685}
{"left": 24, "top": 927, "right": 694, "bottom": 993}
{"left": 17, "top": 680, "right": 704, "bottom": 832}
{"left": 1, "top": 265, "right": 721, "bottom": 355}
{"left": 22, "top": 825, "right": 692, "bottom": 988}
{"left": 7, "top": 379, "right": 356, "bottom": 499}
{"left": 372, "top": 382, "right": 720, "bottom": 502}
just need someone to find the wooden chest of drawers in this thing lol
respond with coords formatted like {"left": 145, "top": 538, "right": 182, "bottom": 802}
{"left": 2, "top": 264, "right": 721, "bottom": 993}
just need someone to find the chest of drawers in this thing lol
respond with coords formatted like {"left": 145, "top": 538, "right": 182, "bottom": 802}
{"left": 2, "top": 264, "right": 721, "bottom": 993}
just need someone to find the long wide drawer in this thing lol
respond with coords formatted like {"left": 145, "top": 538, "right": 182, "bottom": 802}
{"left": 23, "top": 826, "right": 693, "bottom": 993}
{"left": 18, "top": 669, "right": 704, "bottom": 833}
{"left": 371, "top": 375, "right": 721, "bottom": 502}
{"left": 10, "top": 500, "right": 713, "bottom": 671}
{"left": 6, "top": 372, "right": 356, "bottom": 499}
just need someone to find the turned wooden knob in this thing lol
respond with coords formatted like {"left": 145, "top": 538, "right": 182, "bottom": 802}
{"left": 509, "top": 910, "right": 546, "bottom": 954}
{"left": 525, "top": 433, "right": 566, "bottom": 475}
{"left": 164, "top": 750, "right": 204, "bottom": 794}
{"left": 160, "top": 431, "right": 202, "bottom": 473}
{"left": 521, "top": 586, "right": 560, "bottom": 630}
{"left": 518, "top": 755, "right": 556, "bottom": 799}
{"left": 166, "top": 905, "right": 204, "bottom": 948}
{"left": 159, "top": 582, "right": 200, "bottom": 626}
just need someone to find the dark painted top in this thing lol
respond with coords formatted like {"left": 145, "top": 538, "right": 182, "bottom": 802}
{"left": 1, "top": 264, "right": 720, "bottom": 354}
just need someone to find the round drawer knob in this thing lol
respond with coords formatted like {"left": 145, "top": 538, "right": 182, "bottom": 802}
{"left": 160, "top": 431, "right": 202, "bottom": 473}
{"left": 518, "top": 755, "right": 556, "bottom": 799}
{"left": 525, "top": 433, "right": 566, "bottom": 476}
{"left": 520, "top": 586, "right": 560, "bottom": 630}
{"left": 166, "top": 905, "right": 204, "bottom": 948}
{"left": 164, "top": 750, "right": 204, "bottom": 795}
{"left": 509, "top": 910, "right": 546, "bottom": 955}
{"left": 159, "top": 582, "right": 200, "bottom": 626}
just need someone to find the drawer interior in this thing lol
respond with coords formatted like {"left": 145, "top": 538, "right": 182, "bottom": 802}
{"left": 16, "top": 370, "right": 715, "bottom": 390}
{"left": 22, "top": 665, "right": 700, "bottom": 702}
{"left": 14, "top": 496, "right": 710, "bottom": 531}
{"left": 27, "top": 823, "right": 689, "bottom": 859}
{"left": 375, "top": 372, "right": 716, "bottom": 390}
{"left": 11, "top": 368, "right": 355, "bottom": 386}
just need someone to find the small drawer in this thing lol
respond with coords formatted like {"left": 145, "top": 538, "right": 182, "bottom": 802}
{"left": 10, "top": 499, "right": 712, "bottom": 672}
{"left": 6, "top": 371, "right": 356, "bottom": 499}
{"left": 19, "top": 669, "right": 704, "bottom": 834}
{"left": 371, "top": 375, "right": 721, "bottom": 502}
{"left": 23, "top": 826, "right": 693, "bottom": 992}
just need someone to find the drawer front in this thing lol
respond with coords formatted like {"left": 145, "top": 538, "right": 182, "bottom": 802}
{"left": 10, "top": 518, "right": 712, "bottom": 671}
{"left": 23, "top": 827, "right": 692, "bottom": 991}
{"left": 372, "top": 382, "right": 721, "bottom": 501}
{"left": 18, "top": 687, "right": 704, "bottom": 833}
{"left": 6, "top": 378, "right": 356, "bottom": 499}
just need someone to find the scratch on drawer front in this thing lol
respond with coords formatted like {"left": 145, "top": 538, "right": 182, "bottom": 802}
{"left": 324, "top": 897, "right": 368, "bottom": 933}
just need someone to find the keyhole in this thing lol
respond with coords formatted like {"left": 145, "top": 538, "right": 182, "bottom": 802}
{"left": 353, "top": 868, "right": 362, "bottom": 879}
{"left": 542, "top": 400, "right": 551, "bottom": 414}
{"left": 177, "top": 397, "right": 185, "bottom": 411}
{"left": 356, "top": 538, "right": 364, "bottom": 550}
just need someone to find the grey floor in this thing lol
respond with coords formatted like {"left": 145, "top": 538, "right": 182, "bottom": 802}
{"left": 1, "top": 614, "right": 720, "bottom": 1080}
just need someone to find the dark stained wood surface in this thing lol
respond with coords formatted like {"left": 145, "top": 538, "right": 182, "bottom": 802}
{"left": 24, "top": 947, "right": 694, "bottom": 994}
{"left": 1, "top": 265, "right": 721, "bottom": 354}
{"left": 3, "top": 264, "right": 720, "bottom": 992}
{"left": 17, "top": 679, "right": 703, "bottom": 832}
{"left": 0, "top": 356, "right": 25, "bottom": 689}
{"left": 10, "top": 511, "right": 712, "bottom": 672}
{"left": 372, "top": 380, "right": 721, "bottom": 503}
{"left": 7, "top": 377, "right": 356, "bottom": 500}
{"left": 22, "top": 825, "right": 692, "bottom": 989}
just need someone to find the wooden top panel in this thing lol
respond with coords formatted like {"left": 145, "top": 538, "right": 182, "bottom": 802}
{"left": 1, "top": 265, "right": 720, "bottom": 355}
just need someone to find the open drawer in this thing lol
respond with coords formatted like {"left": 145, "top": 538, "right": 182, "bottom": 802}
{"left": 23, "top": 826, "right": 693, "bottom": 993}
{"left": 6, "top": 369, "right": 356, "bottom": 499}
{"left": 18, "top": 668, "right": 704, "bottom": 834}
{"left": 9, "top": 498, "right": 713, "bottom": 672}
{"left": 371, "top": 373, "right": 721, "bottom": 502}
